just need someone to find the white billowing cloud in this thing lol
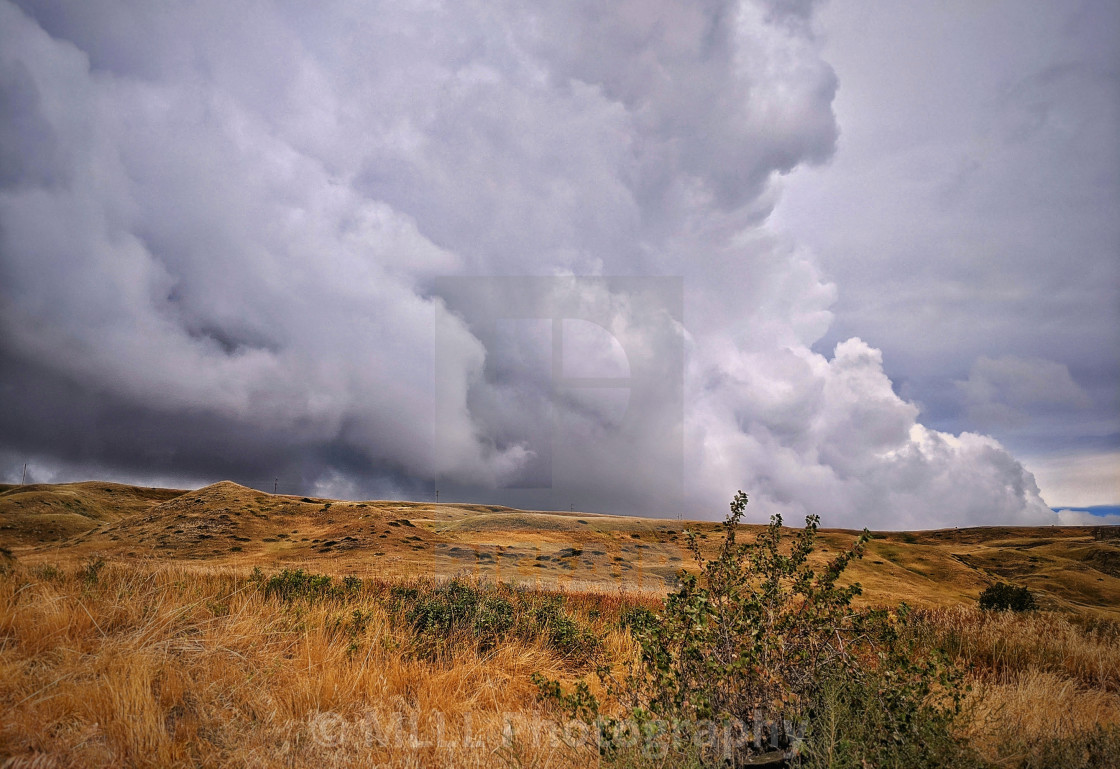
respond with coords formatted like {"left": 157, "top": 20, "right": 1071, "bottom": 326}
{"left": 0, "top": 0, "right": 1057, "bottom": 526}
{"left": 687, "top": 337, "right": 1053, "bottom": 528}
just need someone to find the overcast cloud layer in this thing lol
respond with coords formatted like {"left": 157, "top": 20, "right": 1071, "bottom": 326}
{"left": 773, "top": 0, "right": 1120, "bottom": 512}
{"left": 1, "top": 0, "right": 1114, "bottom": 528}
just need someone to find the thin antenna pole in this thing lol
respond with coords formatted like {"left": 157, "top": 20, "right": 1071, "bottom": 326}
{"left": 435, "top": 489, "right": 439, "bottom": 503}
{"left": 273, "top": 478, "right": 277, "bottom": 494}
{"left": 21, "top": 463, "right": 27, "bottom": 485}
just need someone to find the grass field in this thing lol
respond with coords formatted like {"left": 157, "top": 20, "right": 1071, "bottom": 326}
{"left": 1, "top": 481, "right": 1118, "bottom": 767}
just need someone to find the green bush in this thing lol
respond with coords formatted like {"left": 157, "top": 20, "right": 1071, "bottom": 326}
{"left": 619, "top": 493, "right": 869, "bottom": 733}
{"left": 800, "top": 615, "right": 983, "bottom": 769}
{"left": 404, "top": 579, "right": 514, "bottom": 651}
{"left": 529, "top": 598, "right": 597, "bottom": 657}
{"left": 537, "top": 492, "right": 980, "bottom": 767}
{"left": 391, "top": 578, "right": 598, "bottom": 661}
{"left": 254, "top": 568, "right": 361, "bottom": 602}
{"left": 978, "top": 583, "right": 1036, "bottom": 612}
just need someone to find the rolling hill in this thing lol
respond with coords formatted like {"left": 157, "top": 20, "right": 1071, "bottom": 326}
{"left": 2, "top": 480, "right": 1118, "bottom": 617}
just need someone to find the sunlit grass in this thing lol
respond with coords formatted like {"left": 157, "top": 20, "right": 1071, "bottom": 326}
{"left": 2, "top": 560, "right": 1118, "bottom": 767}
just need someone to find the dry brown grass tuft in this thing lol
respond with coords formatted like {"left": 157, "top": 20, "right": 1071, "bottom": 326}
{"left": 964, "top": 670, "right": 1120, "bottom": 741}
{"left": 0, "top": 562, "right": 607, "bottom": 768}
{"left": 916, "top": 605, "right": 1120, "bottom": 690}
{"left": 913, "top": 606, "right": 1120, "bottom": 765}
{"left": 5, "top": 558, "right": 1120, "bottom": 768}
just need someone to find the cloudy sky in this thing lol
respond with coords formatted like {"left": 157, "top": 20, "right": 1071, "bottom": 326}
{"left": 1, "top": 0, "right": 1116, "bottom": 528}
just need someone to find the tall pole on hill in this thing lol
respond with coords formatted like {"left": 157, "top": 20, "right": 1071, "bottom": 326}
{"left": 273, "top": 478, "right": 277, "bottom": 494}
{"left": 21, "top": 462, "right": 27, "bottom": 485}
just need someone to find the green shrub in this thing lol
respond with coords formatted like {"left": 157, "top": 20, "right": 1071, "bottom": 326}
{"left": 800, "top": 612, "right": 983, "bottom": 769}
{"left": 391, "top": 578, "right": 598, "bottom": 661}
{"left": 327, "top": 608, "right": 376, "bottom": 654}
{"left": 537, "top": 492, "right": 979, "bottom": 767}
{"left": 404, "top": 579, "right": 512, "bottom": 648}
{"left": 529, "top": 598, "right": 597, "bottom": 658}
{"left": 254, "top": 568, "right": 361, "bottom": 602}
{"left": 619, "top": 494, "right": 869, "bottom": 731}
{"left": 978, "top": 582, "right": 1036, "bottom": 612}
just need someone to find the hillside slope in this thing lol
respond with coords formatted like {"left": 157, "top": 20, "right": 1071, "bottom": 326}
{"left": 0, "top": 481, "right": 185, "bottom": 545}
{"left": 2, "top": 480, "right": 1118, "bottom": 617}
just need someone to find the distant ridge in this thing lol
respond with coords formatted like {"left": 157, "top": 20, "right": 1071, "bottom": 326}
{"left": 1, "top": 480, "right": 1119, "bottom": 618}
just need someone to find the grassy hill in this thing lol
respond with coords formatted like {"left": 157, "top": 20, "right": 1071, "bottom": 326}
{"left": 3, "top": 480, "right": 1118, "bottom": 618}
{"left": 0, "top": 481, "right": 185, "bottom": 545}
{"left": 2, "top": 480, "right": 1118, "bottom": 767}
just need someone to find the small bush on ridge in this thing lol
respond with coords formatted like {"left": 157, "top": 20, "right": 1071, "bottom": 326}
{"left": 979, "top": 582, "right": 1036, "bottom": 612}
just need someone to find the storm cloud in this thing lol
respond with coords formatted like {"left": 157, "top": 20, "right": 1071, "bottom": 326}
{"left": 2, "top": 0, "right": 1103, "bottom": 528}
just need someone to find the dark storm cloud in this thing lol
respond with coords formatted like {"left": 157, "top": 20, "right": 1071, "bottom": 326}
{"left": 0, "top": 344, "right": 428, "bottom": 499}
{"left": 0, "top": 0, "right": 1076, "bottom": 526}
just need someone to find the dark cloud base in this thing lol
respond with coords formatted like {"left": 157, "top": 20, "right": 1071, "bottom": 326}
{"left": 0, "top": 347, "right": 427, "bottom": 500}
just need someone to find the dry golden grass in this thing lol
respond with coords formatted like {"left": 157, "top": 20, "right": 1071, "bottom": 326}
{"left": 917, "top": 606, "right": 1120, "bottom": 690}
{"left": 912, "top": 606, "right": 1120, "bottom": 764}
{"left": 0, "top": 561, "right": 639, "bottom": 768}
{"left": 4, "top": 559, "right": 1115, "bottom": 769}
{"left": 4, "top": 481, "right": 1120, "bottom": 767}
{"left": 963, "top": 670, "right": 1120, "bottom": 758}
{"left": 4, "top": 558, "right": 1120, "bottom": 767}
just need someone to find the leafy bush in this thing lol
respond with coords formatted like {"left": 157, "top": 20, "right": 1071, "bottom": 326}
{"left": 403, "top": 579, "right": 515, "bottom": 651}
{"left": 620, "top": 493, "right": 869, "bottom": 734}
{"left": 979, "top": 583, "right": 1036, "bottom": 612}
{"left": 537, "top": 492, "right": 980, "bottom": 767}
{"left": 530, "top": 598, "right": 598, "bottom": 657}
{"left": 800, "top": 610, "right": 983, "bottom": 769}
